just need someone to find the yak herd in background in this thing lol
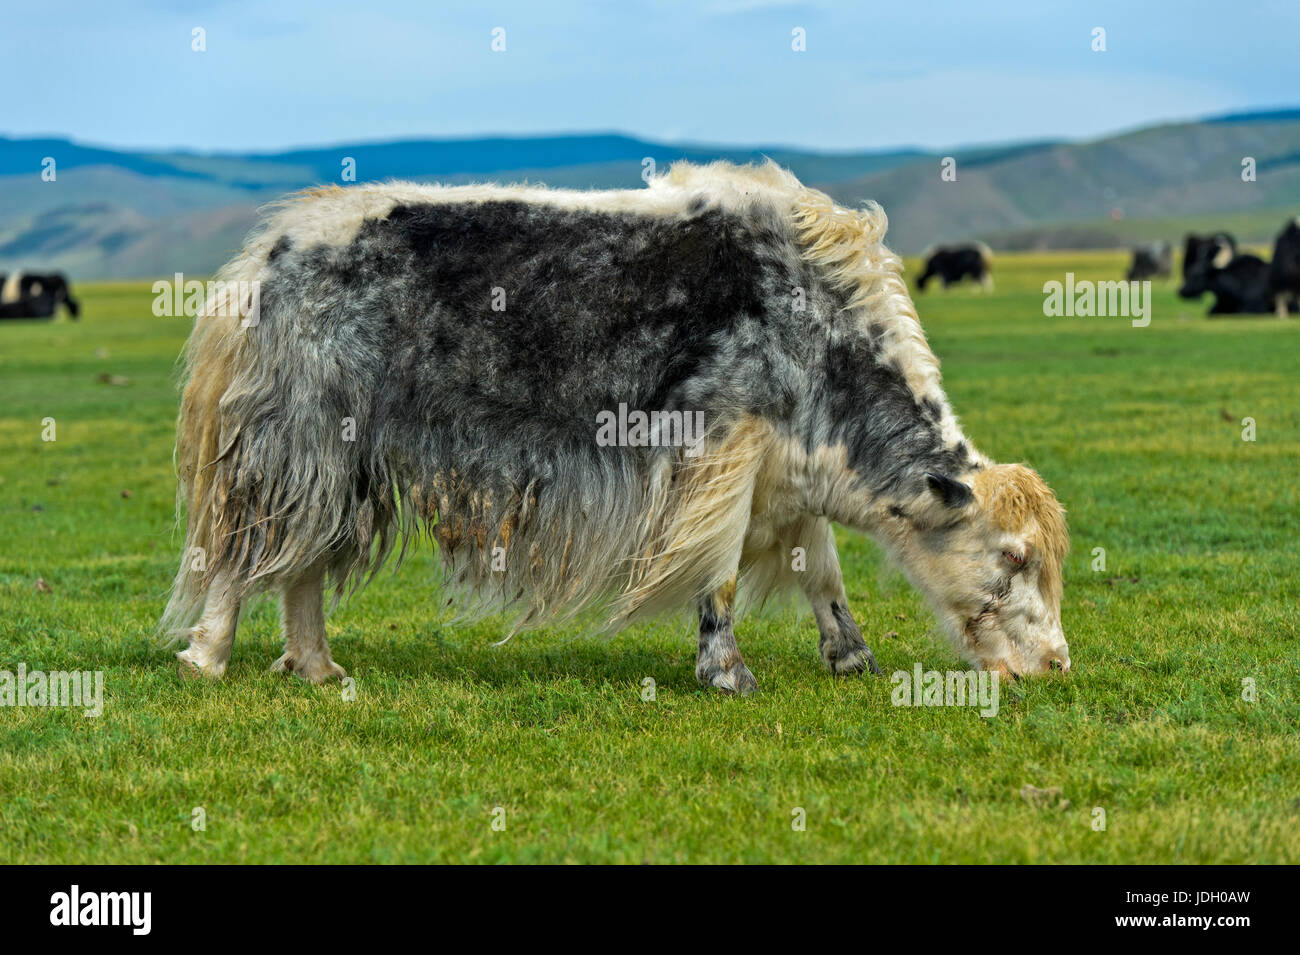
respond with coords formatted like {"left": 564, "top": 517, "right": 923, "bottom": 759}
{"left": 2, "top": 216, "right": 1298, "bottom": 323}
{"left": 0, "top": 272, "right": 80, "bottom": 320}
{"left": 920, "top": 217, "right": 1300, "bottom": 317}
{"left": 1174, "top": 220, "right": 1300, "bottom": 316}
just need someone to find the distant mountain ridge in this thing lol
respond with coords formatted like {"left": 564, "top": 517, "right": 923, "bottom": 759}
{"left": 2, "top": 109, "right": 1298, "bottom": 279}
{"left": 0, "top": 131, "right": 926, "bottom": 200}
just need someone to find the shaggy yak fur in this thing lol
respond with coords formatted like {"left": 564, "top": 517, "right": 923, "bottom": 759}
{"left": 163, "top": 161, "right": 1071, "bottom": 693}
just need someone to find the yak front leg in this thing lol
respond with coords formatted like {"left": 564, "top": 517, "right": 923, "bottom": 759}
{"left": 799, "top": 518, "right": 881, "bottom": 676}
{"left": 696, "top": 576, "right": 758, "bottom": 696}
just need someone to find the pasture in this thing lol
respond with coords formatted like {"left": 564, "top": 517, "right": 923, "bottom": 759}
{"left": 0, "top": 251, "right": 1296, "bottom": 864}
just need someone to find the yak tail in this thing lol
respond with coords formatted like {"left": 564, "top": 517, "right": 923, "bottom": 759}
{"left": 159, "top": 258, "right": 255, "bottom": 640}
{"left": 158, "top": 242, "right": 370, "bottom": 640}
{"left": 159, "top": 232, "right": 403, "bottom": 643}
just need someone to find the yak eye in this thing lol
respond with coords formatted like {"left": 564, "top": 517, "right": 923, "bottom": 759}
{"left": 1003, "top": 550, "right": 1026, "bottom": 567}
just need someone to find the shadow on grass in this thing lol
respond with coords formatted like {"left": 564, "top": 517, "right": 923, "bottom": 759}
{"left": 351, "top": 634, "right": 699, "bottom": 687}
{"left": 134, "top": 625, "right": 709, "bottom": 690}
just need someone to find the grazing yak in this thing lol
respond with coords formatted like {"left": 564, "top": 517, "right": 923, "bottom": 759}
{"left": 0, "top": 272, "right": 81, "bottom": 319}
{"left": 915, "top": 244, "right": 993, "bottom": 292}
{"left": 1126, "top": 242, "right": 1172, "bottom": 281}
{"left": 164, "top": 162, "right": 1070, "bottom": 693}
{"left": 1179, "top": 232, "right": 1273, "bottom": 314}
{"left": 1268, "top": 218, "right": 1300, "bottom": 318}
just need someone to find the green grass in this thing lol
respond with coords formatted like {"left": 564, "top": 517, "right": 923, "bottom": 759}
{"left": 1, "top": 253, "right": 1297, "bottom": 863}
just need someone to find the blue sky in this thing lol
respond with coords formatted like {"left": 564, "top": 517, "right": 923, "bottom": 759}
{"left": 4, "top": 0, "right": 1298, "bottom": 153}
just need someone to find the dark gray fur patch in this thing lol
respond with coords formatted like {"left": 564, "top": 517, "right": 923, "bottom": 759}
{"left": 829, "top": 601, "right": 859, "bottom": 636}
{"left": 241, "top": 196, "right": 969, "bottom": 595}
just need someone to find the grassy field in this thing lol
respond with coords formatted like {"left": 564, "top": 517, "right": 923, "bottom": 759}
{"left": 1, "top": 252, "right": 1297, "bottom": 864}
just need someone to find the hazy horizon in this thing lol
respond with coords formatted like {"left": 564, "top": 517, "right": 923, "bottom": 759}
{"left": 10, "top": 103, "right": 1300, "bottom": 161}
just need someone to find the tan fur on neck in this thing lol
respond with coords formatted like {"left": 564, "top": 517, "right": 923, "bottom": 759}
{"left": 972, "top": 464, "right": 1068, "bottom": 606}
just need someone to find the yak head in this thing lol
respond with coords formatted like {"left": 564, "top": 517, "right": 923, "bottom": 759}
{"left": 1179, "top": 233, "right": 1235, "bottom": 299}
{"left": 885, "top": 463, "right": 1070, "bottom": 677}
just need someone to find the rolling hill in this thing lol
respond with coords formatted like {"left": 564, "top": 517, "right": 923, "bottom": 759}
{"left": 826, "top": 110, "right": 1300, "bottom": 252}
{"left": 1, "top": 111, "right": 1298, "bottom": 279}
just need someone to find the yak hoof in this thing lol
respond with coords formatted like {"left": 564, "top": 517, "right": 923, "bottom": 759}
{"left": 271, "top": 651, "right": 346, "bottom": 684}
{"left": 826, "top": 644, "right": 882, "bottom": 676}
{"left": 176, "top": 642, "right": 228, "bottom": 680}
{"left": 704, "top": 663, "right": 758, "bottom": 697}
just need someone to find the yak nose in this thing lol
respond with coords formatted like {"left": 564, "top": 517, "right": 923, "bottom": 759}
{"left": 1045, "top": 651, "right": 1070, "bottom": 674}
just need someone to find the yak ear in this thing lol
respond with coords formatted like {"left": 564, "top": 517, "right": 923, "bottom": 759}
{"left": 925, "top": 471, "right": 974, "bottom": 510}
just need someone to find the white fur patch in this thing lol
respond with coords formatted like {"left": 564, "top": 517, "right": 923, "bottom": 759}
{"left": 1212, "top": 240, "right": 1234, "bottom": 269}
{"left": 0, "top": 272, "right": 21, "bottom": 304}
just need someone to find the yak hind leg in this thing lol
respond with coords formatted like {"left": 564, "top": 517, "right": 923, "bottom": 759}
{"left": 177, "top": 566, "right": 242, "bottom": 680}
{"left": 695, "top": 576, "right": 757, "bottom": 696}
{"left": 271, "top": 566, "right": 346, "bottom": 684}
{"left": 799, "top": 518, "right": 881, "bottom": 676}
